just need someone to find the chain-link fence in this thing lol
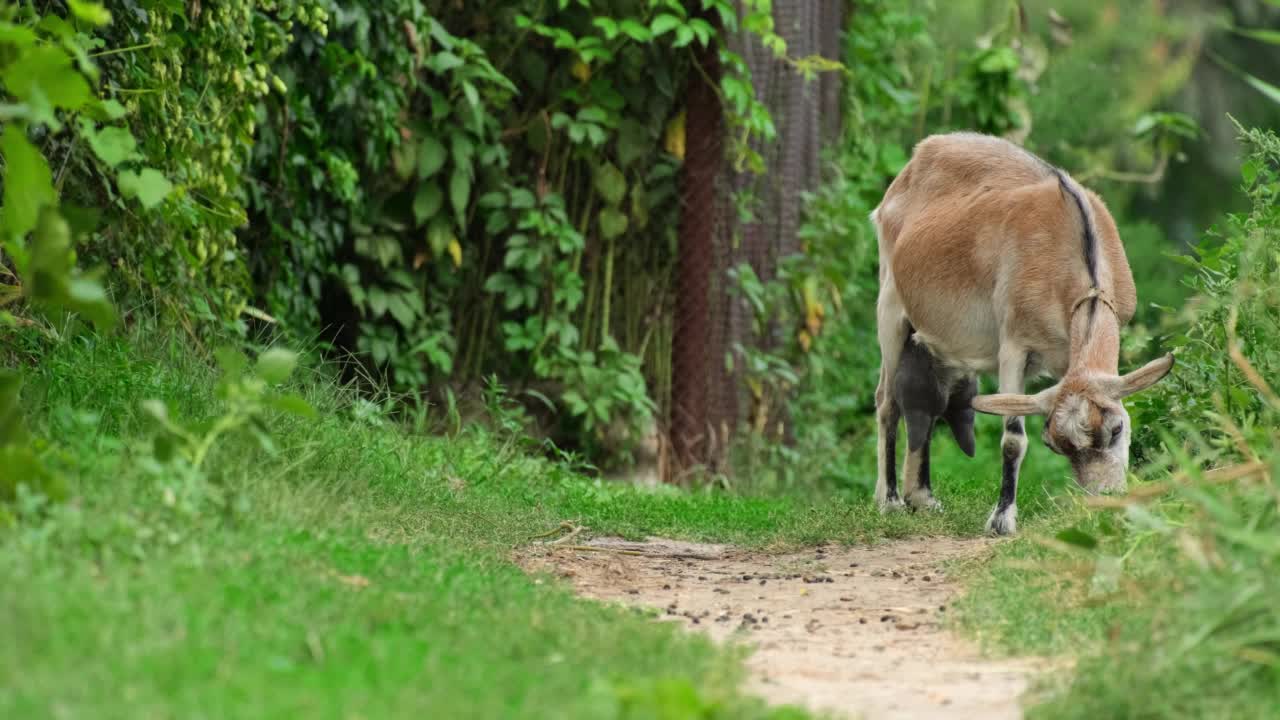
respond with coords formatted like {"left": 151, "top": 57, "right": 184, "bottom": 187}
{"left": 670, "top": 1, "right": 845, "bottom": 477}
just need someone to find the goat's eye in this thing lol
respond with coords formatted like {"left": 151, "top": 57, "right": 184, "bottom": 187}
{"left": 1110, "top": 425, "right": 1123, "bottom": 446}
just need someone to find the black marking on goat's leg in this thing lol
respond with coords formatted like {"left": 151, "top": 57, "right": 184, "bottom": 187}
{"left": 884, "top": 423, "right": 898, "bottom": 500}
{"left": 998, "top": 417, "right": 1025, "bottom": 513}
{"left": 987, "top": 349, "right": 1031, "bottom": 535}
{"left": 881, "top": 407, "right": 901, "bottom": 505}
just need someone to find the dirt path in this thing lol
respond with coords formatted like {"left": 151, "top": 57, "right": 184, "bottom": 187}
{"left": 519, "top": 536, "right": 1048, "bottom": 720}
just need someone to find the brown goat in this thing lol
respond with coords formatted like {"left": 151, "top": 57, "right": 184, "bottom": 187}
{"left": 871, "top": 132, "right": 1174, "bottom": 535}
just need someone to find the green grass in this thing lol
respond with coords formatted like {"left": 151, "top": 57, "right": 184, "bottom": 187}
{"left": 3, "top": 328, "right": 820, "bottom": 720}
{"left": 0, "top": 326, "right": 1076, "bottom": 719}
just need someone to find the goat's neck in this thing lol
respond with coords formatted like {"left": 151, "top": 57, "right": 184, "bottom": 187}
{"left": 1065, "top": 301, "right": 1120, "bottom": 378}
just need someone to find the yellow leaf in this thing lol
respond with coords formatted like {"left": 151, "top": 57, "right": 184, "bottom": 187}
{"left": 447, "top": 239, "right": 462, "bottom": 267}
{"left": 747, "top": 377, "right": 763, "bottom": 400}
{"left": 798, "top": 329, "right": 812, "bottom": 353}
{"left": 664, "top": 111, "right": 686, "bottom": 160}
{"left": 802, "top": 277, "right": 824, "bottom": 337}
{"left": 571, "top": 60, "right": 592, "bottom": 82}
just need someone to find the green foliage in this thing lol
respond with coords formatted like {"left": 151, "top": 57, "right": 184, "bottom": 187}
{"left": 241, "top": 0, "right": 785, "bottom": 460}
{"left": 0, "top": 5, "right": 125, "bottom": 330}
{"left": 0, "top": 370, "right": 67, "bottom": 527}
{"left": 0, "top": 3, "right": 132, "bottom": 522}
{"left": 0, "top": 0, "right": 795, "bottom": 465}
{"left": 141, "top": 345, "right": 314, "bottom": 472}
{"left": 1131, "top": 125, "right": 1280, "bottom": 457}
{"left": 73, "top": 0, "right": 329, "bottom": 321}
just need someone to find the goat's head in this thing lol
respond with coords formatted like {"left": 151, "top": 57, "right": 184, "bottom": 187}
{"left": 970, "top": 354, "right": 1175, "bottom": 493}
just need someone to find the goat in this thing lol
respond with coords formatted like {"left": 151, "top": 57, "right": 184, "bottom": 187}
{"left": 870, "top": 132, "right": 1174, "bottom": 535}
{"left": 890, "top": 329, "right": 977, "bottom": 511}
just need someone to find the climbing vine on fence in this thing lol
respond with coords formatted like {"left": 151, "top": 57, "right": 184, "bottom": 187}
{"left": 243, "top": 0, "right": 789, "bottom": 459}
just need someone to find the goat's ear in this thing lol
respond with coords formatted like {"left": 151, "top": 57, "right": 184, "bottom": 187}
{"left": 1107, "top": 353, "right": 1175, "bottom": 399}
{"left": 971, "top": 387, "right": 1056, "bottom": 417}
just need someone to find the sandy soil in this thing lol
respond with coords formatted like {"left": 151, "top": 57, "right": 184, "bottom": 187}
{"left": 518, "top": 535, "right": 1051, "bottom": 720}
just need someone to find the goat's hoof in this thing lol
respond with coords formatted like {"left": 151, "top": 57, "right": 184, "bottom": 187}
{"left": 878, "top": 496, "right": 907, "bottom": 514}
{"left": 985, "top": 504, "right": 1018, "bottom": 536}
{"left": 905, "top": 490, "right": 943, "bottom": 513}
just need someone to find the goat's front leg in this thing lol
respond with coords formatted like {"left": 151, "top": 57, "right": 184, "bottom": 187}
{"left": 987, "top": 348, "right": 1030, "bottom": 535}
{"left": 901, "top": 412, "right": 941, "bottom": 510}
{"left": 874, "top": 309, "right": 910, "bottom": 511}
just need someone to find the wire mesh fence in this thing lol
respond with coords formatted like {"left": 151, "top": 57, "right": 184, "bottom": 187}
{"left": 668, "top": 0, "right": 845, "bottom": 478}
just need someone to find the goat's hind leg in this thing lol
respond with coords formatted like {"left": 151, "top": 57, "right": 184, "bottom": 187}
{"left": 874, "top": 300, "right": 910, "bottom": 512}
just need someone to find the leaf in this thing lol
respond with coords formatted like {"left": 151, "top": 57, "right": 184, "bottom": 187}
{"left": 2, "top": 46, "right": 91, "bottom": 116}
{"left": 417, "top": 135, "right": 447, "bottom": 179}
{"left": 664, "top": 111, "right": 686, "bottom": 159}
{"left": 577, "top": 106, "right": 609, "bottom": 124}
{"left": 428, "top": 217, "right": 454, "bottom": 257}
{"left": 139, "top": 400, "right": 183, "bottom": 458}
{"left": 366, "top": 286, "right": 388, "bottom": 318}
{"left": 462, "top": 81, "right": 479, "bottom": 111}
{"left": 1241, "top": 70, "right": 1280, "bottom": 106}
{"left": 213, "top": 347, "right": 248, "bottom": 378}
{"left": 67, "top": 0, "right": 112, "bottom": 25}
{"left": 63, "top": 275, "right": 116, "bottom": 330}
{"left": 593, "top": 17, "right": 619, "bottom": 40}
{"left": 1056, "top": 527, "right": 1099, "bottom": 550}
{"left": 598, "top": 207, "right": 629, "bottom": 239}
{"left": 1131, "top": 113, "right": 1158, "bottom": 137}
{"left": 619, "top": 19, "right": 653, "bottom": 42}
{"left": 256, "top": 348, "right": 299, "bottom": 384}
{"left": 650, "top": 14, "right": 683, "bottom": 37}
{"left": 413, "top": 182, "right": 443, "bottom": 224}
{"left": 673, "top": 25, "right": 695, "bottom": 48}
{"left": 1241, "top": 159, "right": 1258, "bottom": 186}
{"left": 83, "top": 124, "right": 137, "bottom": 168}
{"left": 512, "top": 188, "right": 537, "bottom": 209}
{"left": 0, "top": 125, "right": 56, "bottom": 241}
{"left": 429, "top": 51, "right": 465, "bottom": 74}
{"left": 630, "top": 183, "right": 649, "bottom": 231}
{"left": 449, "top": 166, "right": 470, "bottom": 227}
{"left": 688, "top": 18, "right": 714, "bottom": 46}
{"left": 117, "top": 168, "right": 173, "bottom": 210}
{"left": 96, "top": 99, "right": 127, "bottom": 120}
{"left": 386, "top": 294, "right": 416, "bottom": 328}
{"left": 616, "top": 119, "right": 650, "bottom": 169}
{"left": 447, "top": 239, "right": 462, "bottom": 268}
{"left": 593, "top": 162, "right": 627, "bottom": 206}
{"left": 450, "top": 131, "right": 475, "bottom": 179}
{"left": 977, "top": 47, "right": 1019, "bottom": 74}
{"left": 1231, "top": 26, "right": 1280, "bottom": 45}
{"left": 392, "top": 139, "right": 417, "bottom": 180}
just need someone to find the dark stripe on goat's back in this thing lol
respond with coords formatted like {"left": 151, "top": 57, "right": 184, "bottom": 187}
{"left": 1052, "top": 168, "right": 1099, "bottom": 287}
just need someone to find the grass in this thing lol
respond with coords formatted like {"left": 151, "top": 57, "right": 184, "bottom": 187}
{"left": 0, "top": 323, "right": 1075, "bottom": 719}
{"left": 3, "top": 327, "right": 820, "bottom": 720}
{"left": 0, "top": 325, "right": 1114, "bottom": 719}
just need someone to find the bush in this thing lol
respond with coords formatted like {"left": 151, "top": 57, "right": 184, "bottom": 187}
{"left": 1130, "top": 124, "right": 1280, "bottom": 458}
